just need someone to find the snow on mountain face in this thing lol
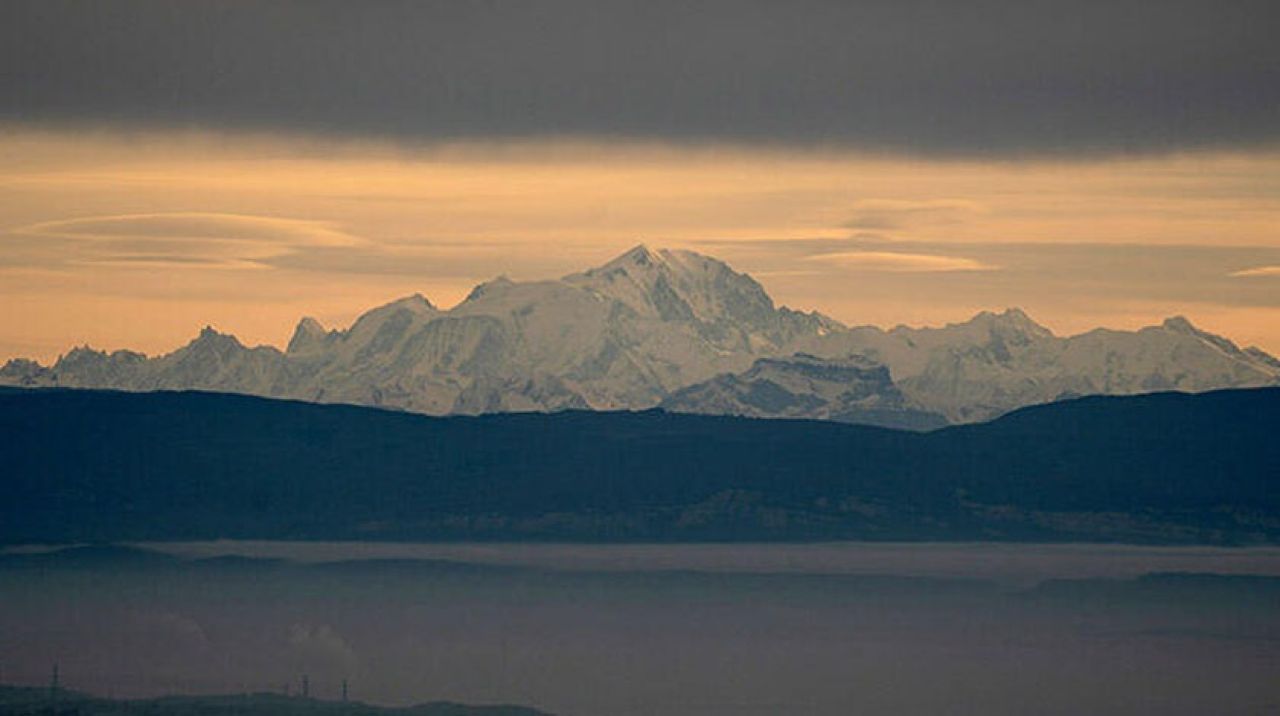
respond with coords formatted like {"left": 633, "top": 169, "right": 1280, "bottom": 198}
{"left": 796, "top": 309, "right": 1280, "bottom": 422}
{"left": 6, "top": 246, "right": 840, "bottom": 414}
{"left": 435, "top": 245, "right": 841, "bottom": 409}
{"left": 661, "top": 353, "right": 948, "bottom": 431}
{"left": 562, "top": 245, "right": 835, "bottom": 351}
{"left": 51, "top": 328, "right": 291, "bottom": 396}
{"left": 3, "top": 247, "right": 1278, "bottom": 425}
{"left": 0, "top": 357, "right": 55, "bottom": 386}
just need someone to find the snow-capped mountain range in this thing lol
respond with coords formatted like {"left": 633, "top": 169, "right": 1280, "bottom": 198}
{"left": 3, "top": 245, "right": 1277, "bottom": 427}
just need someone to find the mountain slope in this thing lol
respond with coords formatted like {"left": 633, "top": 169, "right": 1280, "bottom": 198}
{"left": 5, "top": 246, "right": 840, "bottom": 415}
{"left": 1, "top": 387, "right": 1277, "bottom": 544}
{"left": 2, "top": 248, "right": 1276, "bottom": 425}
{"left": 796, "top": 309, "right": 1280, "bottom": 422}
{"left": 661, "top": 353, "right": 947, "bottom": 430}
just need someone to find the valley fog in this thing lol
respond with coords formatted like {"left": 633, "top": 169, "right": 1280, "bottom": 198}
{"left": 3, "top": 542, "right": 1279, "bottom": 716}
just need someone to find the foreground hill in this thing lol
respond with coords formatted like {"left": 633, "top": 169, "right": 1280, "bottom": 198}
{"left": 660, "top": 353, "right": 947, "bottom": 430}
{"left": 2, "top": 247, "right": 1276, "bottom": 428}
{"left": 1, "top": 387, "right": 1277, "bottom": 544}
{"left": 0, "top": 686, "right": 550, "bottom": 716}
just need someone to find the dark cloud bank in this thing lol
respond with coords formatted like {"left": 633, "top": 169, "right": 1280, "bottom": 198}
{"left": 2, "top": 0, "right": 1277, "bottom": 155}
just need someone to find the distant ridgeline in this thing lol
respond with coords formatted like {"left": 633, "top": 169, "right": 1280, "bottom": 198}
{"left": 0, "top": 685, "right": 551, "bottom": 716}
{"left": 2, "top": 247, "right": 1278, "bottom": 430}
{"left": 1, "top": 387, "right": 1278, "bottom": 545}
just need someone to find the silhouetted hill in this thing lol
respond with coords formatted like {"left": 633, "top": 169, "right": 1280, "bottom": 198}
{"left": 0, "top": 387, "right": 1277, "bottom": 544}
{"left": 0, "top": 685, "right": 551, "bottom": 716}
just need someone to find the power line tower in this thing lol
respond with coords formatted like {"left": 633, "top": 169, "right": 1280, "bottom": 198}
{"left": 49, "top": 663, "right": 60, "bottom": 709}
{"left": 341, "top": 679, "right": 348, "bottom": 703}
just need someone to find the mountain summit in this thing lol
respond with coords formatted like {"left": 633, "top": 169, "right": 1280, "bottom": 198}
{"left": 3, "top": 246, "right": 1277, "bottom": 426}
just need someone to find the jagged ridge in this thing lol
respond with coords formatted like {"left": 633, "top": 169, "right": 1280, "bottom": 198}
{"left": 2, "top": 246, "right": 1277, "bottom": 426}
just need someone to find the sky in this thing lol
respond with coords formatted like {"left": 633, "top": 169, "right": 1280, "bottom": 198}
{"left": 2, "top": 0, "right": 1279, "bottom": 362}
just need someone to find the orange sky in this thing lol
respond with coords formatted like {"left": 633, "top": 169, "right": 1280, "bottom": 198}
{"left": 2, "top": 128, "right": 1279, "bottom": 362}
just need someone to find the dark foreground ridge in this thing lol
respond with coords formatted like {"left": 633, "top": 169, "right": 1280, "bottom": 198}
{"left": 0, "top": 685, "right": 551, "bottom": 716}
{"left": 1, "top": 387, "right": 1278, "bottom": 544}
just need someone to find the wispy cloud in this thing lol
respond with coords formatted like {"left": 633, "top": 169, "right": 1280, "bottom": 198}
{"left": 806, "top": 251, "right": 996, "bottom": 273}
{"left": 3, "top": 130, "right": 1280, "bottom": 361}
{"left": 14, "top": 212, "right": 365, "bottom": 269}
{"left": 844, "top": 199, "right": 985, "bottom": 231}
{"left": 1230, "top": 265, "right": 1280, "bottom": 278}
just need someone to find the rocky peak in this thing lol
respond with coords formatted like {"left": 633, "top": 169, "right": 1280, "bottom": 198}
{"left": 574, "top": 244, "right": 671, "bottom": 283}
{"left": 617, "top": 243, "right": 657, "bottom": 267}
{"left": 1157, "top": 315, "right": 1252, "bottom": 360}
{"left": 287, "top": 317, "right": 329, "bottom": 354}
{"left": 1161, "top": 315, "right": 1198, "bottom": 334}
{"left": 352, "top": 293, "right": 437, "bottom": 321}
{"left": 0, "top": 358, "right": 54, "bottom": 386}
{"left": 45, "top": 345, "right": 147, "bottom": 386}
{"left": 389, "top": 293, "right": 436, "bottom": 312}
{"left": 973, "top": 308, "right": 1053, "bottom": 339}
{"left": 185, "top": 326, "right": 244, "bottom": 357}
{"left": 343, "top": 293, "right": 439, "bottom": 338}
{"left": 566, "top": 245, "right": 778, "bottom": 329}
{"left": 59, "top": 345, "right": 108, "bottom": 364}
{"left": 52, "top": 345, "right": 143, "bottom": 371}
{"left": 463, "top": 276, "right": 515, "bottom": 304}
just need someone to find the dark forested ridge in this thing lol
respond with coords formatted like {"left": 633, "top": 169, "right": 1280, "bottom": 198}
{"left": 0, "top": 685, "right": 551, "bottom": 716}
{"left": 1, "top": 387, "right": 1277, "bottom": 544}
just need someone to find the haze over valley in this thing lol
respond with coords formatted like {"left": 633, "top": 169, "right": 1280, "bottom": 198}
{"left": 4, "top": 2, "right": 1280, "bottom": 713}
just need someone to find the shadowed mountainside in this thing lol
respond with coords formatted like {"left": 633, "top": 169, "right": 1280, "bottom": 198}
{"left": 1, "top": 386, "right": 1277, "bottom": 544}
{"left": 0, "top": 686, "right": 551, "bottom": 716}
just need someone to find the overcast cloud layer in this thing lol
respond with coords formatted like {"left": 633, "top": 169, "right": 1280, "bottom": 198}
{"left": 3, "top": 0, "right": 1278, "bottom": 155}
